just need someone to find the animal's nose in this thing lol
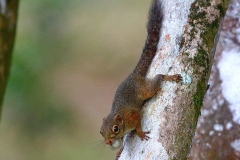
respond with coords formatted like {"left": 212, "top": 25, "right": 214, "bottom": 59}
{"left": 106, "top": 139, "right": 113, "bottom": 145}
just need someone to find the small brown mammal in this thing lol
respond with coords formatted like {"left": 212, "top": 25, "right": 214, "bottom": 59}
{"left": 100, "top": 0, "right": 182, "bottom": 157}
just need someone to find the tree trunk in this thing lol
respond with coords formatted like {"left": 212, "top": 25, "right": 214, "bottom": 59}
{"left": 189, "top": 0, "right": 240, "bottom": 159}
{"left": 119, "top": 0, "right": 228, "bottom": 159}
{"left": 0, "top": 0, "right": 19, "bottom": 118}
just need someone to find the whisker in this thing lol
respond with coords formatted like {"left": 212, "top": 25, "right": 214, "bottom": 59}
{"left": 85, "top": 139, "right": 106, "bottom": 158}
{"left": 91, "top": 139, "right": 105, "bottom": 145}
{"left": 93, "top": 141, "right": 105, "bottom": 150}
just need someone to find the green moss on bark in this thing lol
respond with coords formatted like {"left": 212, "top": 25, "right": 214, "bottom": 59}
{"left": 174, "top": 1, "right": 227, "bottom": 159}
{"left": 187, "top": 1, "right": 224, "bottom": 126}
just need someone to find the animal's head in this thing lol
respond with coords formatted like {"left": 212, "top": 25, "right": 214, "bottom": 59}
{"left": 100, "top": 114, "right": 125, "bottom": 149}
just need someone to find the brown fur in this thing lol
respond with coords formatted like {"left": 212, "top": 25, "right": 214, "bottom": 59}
{"left": 100, "top": 0, "right": 182, "bottom": 158}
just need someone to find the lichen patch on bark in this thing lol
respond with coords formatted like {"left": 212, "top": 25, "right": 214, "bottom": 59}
{"left": 157, "top": 0, "right": 224, "bottom": 159}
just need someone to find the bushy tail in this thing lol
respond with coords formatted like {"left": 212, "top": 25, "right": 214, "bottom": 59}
{"left": 133, "top": 0, "right": 163, "bottom": 76}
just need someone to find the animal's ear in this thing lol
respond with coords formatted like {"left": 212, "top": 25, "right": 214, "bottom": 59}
{"left": 114, "top": 115, "right": 124, "bottom": 125}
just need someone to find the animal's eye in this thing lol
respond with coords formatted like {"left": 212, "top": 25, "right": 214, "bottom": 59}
{"left": 112, "top": 125, "right": 119, "bottom": 133}
{"left": 100, "top": 131, "right": 102, "bottom": 135}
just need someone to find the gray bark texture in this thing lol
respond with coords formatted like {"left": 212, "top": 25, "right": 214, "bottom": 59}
{"left": 0, "top": 0, "right": 19, "bottom": 117}
{"left": 119, "top": 0, "right": 228, "bottom": 159}
{"left": 189, "top": 0, "right": 240, "bottom": 159}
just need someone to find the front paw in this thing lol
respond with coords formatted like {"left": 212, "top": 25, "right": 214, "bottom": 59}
{"left": 115, "top": 147, "right": 124, "bottom": 160}
{"left": 173, "top": 74, "right": 182, "bottom": 82}
{"left": 138, "top": 131, "right": 150, "bottom": 140}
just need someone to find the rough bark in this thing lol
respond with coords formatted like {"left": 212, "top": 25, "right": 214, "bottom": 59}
{"left": 0, "top": 0, "right": 19, "bottom": 117}
{"left": 119, "top": 0, "right": 227, "bottom": 159}
{"left": 189, "top": 0, "right": 240, "bottom": 159}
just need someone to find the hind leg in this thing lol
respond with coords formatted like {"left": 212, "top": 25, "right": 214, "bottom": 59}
{"left": 138, "top": 74, "right": 182, "bottom": 100}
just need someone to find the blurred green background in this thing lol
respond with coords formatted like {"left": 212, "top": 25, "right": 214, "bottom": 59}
{"left": 0, "top": 0, "right": 150, "bottom": 159}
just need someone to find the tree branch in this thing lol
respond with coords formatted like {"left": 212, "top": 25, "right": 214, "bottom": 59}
{"left": 189, "top": 0, "right": 240, "bottom": 159}
{"left": 0, "top": 0, "right": 19, "bottom": 117}
{"left": 119, "top": 0, "right": 227, "bottom": 159}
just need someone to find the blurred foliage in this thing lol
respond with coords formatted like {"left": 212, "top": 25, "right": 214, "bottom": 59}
{"left": 0, "top": 0, "right": 149, "bottom": 159}
{"left": 5, "top": 0, "right": 74, "bottom": 136}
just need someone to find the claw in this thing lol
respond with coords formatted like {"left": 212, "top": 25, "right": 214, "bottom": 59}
{"left": 174, "top": 74, "right": 182, "bottom": 82}
{"left": 139, "top": 131, "right": 150, "bottom": 140}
